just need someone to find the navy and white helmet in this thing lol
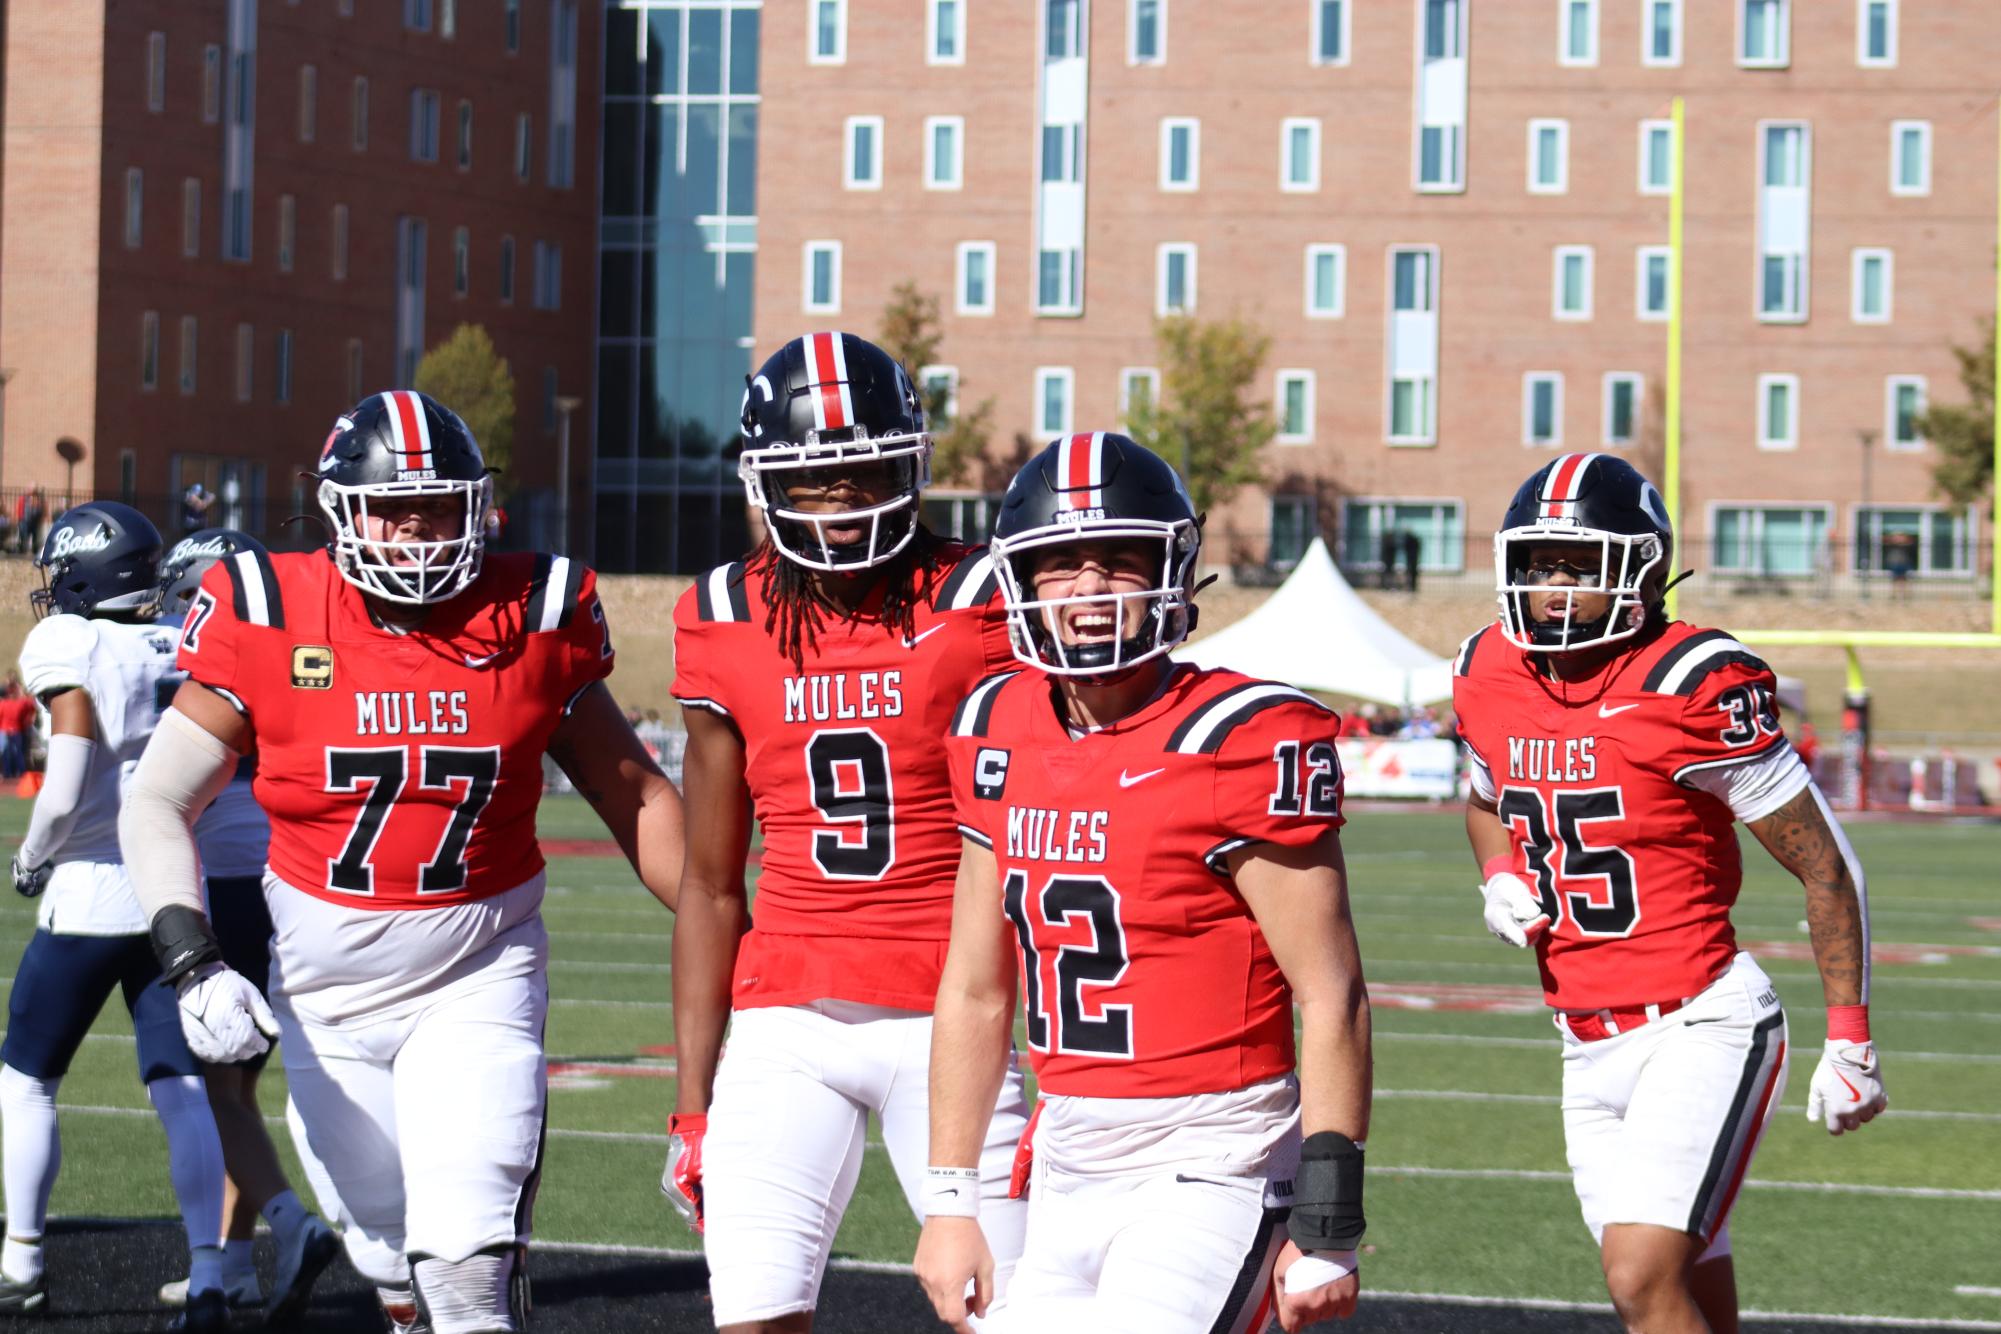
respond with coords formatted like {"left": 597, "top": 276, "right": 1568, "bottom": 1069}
{"left": 738, "top": 332, "right": 932, "bottom": 571}
{"left": 317, "top": 390, "right": 492, "bottom": 605}
{"left": 152, "top": 528, "right": 265, "bottom": 620}
{"left": 1495, "top": 452, "right": 1674, "bottom": 653}
{"left": 990, "top": 432, "right": 1201, "bottom": 677}
{"left": 31, "top": 501, "right": 165, "bottom": 619}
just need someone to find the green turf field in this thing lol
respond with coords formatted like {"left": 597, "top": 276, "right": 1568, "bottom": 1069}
{"left": 3, "top": 799, "right": 1996, "bottom": 1325}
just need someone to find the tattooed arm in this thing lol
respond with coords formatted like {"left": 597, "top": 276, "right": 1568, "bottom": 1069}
{"left": 1745, "top": 783, "right": 1867, "bottom": 1006}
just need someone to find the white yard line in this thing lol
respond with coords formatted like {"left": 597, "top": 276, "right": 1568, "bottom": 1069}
{"left": 1372, "top": 1164, "right": 2001, "bottom": 1201}
{"left": 1371, "top": 1028, "right": 2001, "bottom": 1064}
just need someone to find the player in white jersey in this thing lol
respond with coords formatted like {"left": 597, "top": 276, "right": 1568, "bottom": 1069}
{"left": 148, "top": 529, "right": 343, "bottom": 1322}
{"left": 0, "top": 504, "right": 230, "bottom": 1329}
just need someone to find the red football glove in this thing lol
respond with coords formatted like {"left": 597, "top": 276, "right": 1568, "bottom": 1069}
{"left": 1008, "top": 1102, "right": 1043, "bottom": 1200}
{"left": 662, "top": 1112, "right": 706, "bottom": 1232}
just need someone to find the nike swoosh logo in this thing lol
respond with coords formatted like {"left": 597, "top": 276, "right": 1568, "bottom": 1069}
{"left": 463, "top": 652, "right": 498, "bottom": 668}
{"left": 1119, "top": 767, "right": 1166, "bottom": 787}
{"left": 902, "top": 626, "right": 945, "bottom": 649}
{"left": 1835, "top": 1070, "right": 1861, "bottom": 1101}
{"left": 1598, "top": 702, "right": 1640, "bottom": 718}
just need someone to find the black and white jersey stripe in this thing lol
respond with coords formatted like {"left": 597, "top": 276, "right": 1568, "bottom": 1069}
{"left": 1641, "top": 630, "right": 1769, "bottom": 697}
{"left": 694, "top": 562, "right": 751, "bottom": 624}
{"left": 1164, "top": 681, "right": 1329, "bottom": 755}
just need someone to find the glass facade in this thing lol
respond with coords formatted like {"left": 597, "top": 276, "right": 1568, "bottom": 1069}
{"left": 597, "top": 1, "right": 760, "bottom": 572}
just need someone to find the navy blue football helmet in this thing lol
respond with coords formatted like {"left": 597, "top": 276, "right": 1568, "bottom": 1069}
{"left": 1494, "top": 452, "right": 1674, "bottom": 652}
{"left": 31, "top": 501, "right": 165, "bottom": 619}
{"left": 152, "top": 528, "right": 266, "bottom": 619}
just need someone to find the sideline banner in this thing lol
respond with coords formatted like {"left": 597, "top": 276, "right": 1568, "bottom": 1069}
{"left": 1336, "top": 738, "right": 1460, "bottom": 800}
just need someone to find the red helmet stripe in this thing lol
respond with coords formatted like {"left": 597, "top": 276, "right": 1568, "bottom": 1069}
{"left": 385, "top": 391, "right": 433, "bottom": 473}
{"left": 1540, "top": 452, "right": 1592, "bottom": 519}
{"left": 1058, "top": 432, "right": 1104, "bottom": 509}
{"left": 805, "top": 332, "right": 848, "bottom": 433}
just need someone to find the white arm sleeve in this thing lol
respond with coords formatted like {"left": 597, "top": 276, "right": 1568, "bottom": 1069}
{"left": 1680, "top": 739, "right": 1810, "bottom": 823}
{"left": 119, "top": 707, "right": 243, "bottom": 921}
{"left": 1465, "top": 747, "right": 1496, "bottom": 804}
{"left": 16, "top": 733, "right": 96, "bottom": 868}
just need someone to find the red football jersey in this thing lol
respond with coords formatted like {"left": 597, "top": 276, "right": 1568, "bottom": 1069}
{"left": 945, "top": 665, "right": 1344, "bottom": 1099}
{"left": 177, "top": 549, "right": 612, "bottom": 909}
{"left": 1452, "top": 621, "right": 1795, "bottom": 1009}
{"left": 671, "top": 543, "right": 1014, "bottom": 1012}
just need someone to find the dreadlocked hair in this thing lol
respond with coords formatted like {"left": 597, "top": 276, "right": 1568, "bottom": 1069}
{"left": 744, "top": 525, "right": 947, "bottom": 670}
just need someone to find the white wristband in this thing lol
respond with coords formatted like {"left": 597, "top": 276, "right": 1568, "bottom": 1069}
{"left": 1284, "top": 1249, "right": 1359, "bottom": 1293}
{"left": 920, "top": 1166, "right": 980, "bottom": 1219}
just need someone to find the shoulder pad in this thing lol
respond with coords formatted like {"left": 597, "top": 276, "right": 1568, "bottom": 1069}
{"left": 220, "top": 548, "right": 286, "bottom": 628}
{"left": 19, "top": 615, "right": 100, "bottom": 696}
{"left": 1640, "top": 629, "right": 1769, "bottom": 697}
{"left": 934, "top": 549, "right": 1000, "bottom": 612}
{"left": 692, "top": 562, "right": 751, "bottom": 624}
{"left": 1165, "top": 679, "right": 1330, "bottom": 755}
{"left": 950, "top": 670, "right": 1019, "bottom": 738}
{"left": 1453, "top": 624, "right": 1494, "bottom": 678}
{"left": 524, "top": 554, "right": 589, "bottom": 632}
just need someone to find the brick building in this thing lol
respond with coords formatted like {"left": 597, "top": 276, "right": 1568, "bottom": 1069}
{"left": 0, "top": 0, "right": 597, "bottom": 550}
{"left": 751, "top": 0, "right": 1994, "bottom": 590}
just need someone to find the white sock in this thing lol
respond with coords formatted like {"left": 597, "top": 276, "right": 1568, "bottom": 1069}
{"left": 145, "top": 1075, "right": 226, "bottom": 1264}
{"left": 414, "top": 1252, "right": 516, "bottom": 1334}
{"left": 223, "top": 1237, "right": 256, "bottom": 1280}
{"left": 0, "top": 1064, "right": 60, "bottom": 1281}
{"left": 261, "top": 1187, "right": 311, "bottom": 1245}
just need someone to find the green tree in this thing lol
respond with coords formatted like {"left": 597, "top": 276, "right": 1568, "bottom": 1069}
{"left": 1916, "top": 317, "right": 1995, "bottom": 511}
{"left": 876, "top": 281, "right": 994, "bottom": 487}
{"left": 1127, "top": 315, "right": 1275, "bottom": 513}
{"left": 414, "top": 323, "right": 517, "bottom": 484}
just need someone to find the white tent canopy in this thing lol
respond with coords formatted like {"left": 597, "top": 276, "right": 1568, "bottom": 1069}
{"left": 1175, "top": 537, "right": 1457, "bottom": 705}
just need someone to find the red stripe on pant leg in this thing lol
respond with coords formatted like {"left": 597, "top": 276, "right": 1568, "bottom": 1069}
{"left": 1706, "top": 1037, "right": 1786, "bottom": 1239}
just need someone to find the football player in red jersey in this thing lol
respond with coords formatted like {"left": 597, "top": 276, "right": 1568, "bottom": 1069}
{"left": 669, "top": 332, "right": 1029, "bottom": 1331}
{"left": 915, "top": 434, "right": 1372, "bottom": 1334}
{"left": 118, "top": 391, "right": 684, "bottom": 1334}
{"left": 1454, "top": 453, "right": 1885, "bottom": 1334}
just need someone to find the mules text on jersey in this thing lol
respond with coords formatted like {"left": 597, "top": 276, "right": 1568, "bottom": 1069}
{"left": 1508, "top": 735, "right": 1598, "bottom": 784}
{"left": 354, "top": 690, "right": 472, "bottom": 736}
{"left": 783, "top": 671, "right": 904, "bottom": 723}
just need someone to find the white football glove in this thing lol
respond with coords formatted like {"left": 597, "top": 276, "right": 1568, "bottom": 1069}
{"left": 1479, "top": 871, "right": 1551, "bottom": 948}
{"left": 177, "top": 963, "right": 279, "bottom": 1064}
{"left": 1805, "top": 1039, "right": 1887, "bottom": 1135}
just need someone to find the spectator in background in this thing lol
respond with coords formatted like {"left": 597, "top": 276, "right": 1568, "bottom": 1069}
{"left": 1401, "top": 529, "right": 1423, "bottom": 594}
{"left": 0, "top": 676, "right": 32, "bottom": 780}
{"left": 14, "top": 488, "right": 45, "bottom": 556}
{"left": 180, "top": 481, "right": 213, "bottom": 536}
{"left": 1883, "top": 531, "right": 1916, "bottom": 601}
{"left": 1400, "top": 706, "right": 1441, "bottom": 741}
{"left": 1379, "top": 528, "right": 1399, "bottom": 590}
{"left": 1337, "top": 707, "right": 1372, "bottom": 740}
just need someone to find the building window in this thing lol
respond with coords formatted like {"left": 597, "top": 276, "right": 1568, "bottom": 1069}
{"left": 1560, "top": 0, "right": 1598, "bottom": 66}
{"left": 844, "top": 116, "right": 882, "bottom": 190}
{"left": 274, "top": 329, "right": 293, "bottom": 404}
{"left": 1129, "top": 0, "right": 1165, "bottom": 64}
{"left": 141, "top": 312, "right": 160, "bottom": 391}
{"left": 1891, "top": 120, "right": 1931, "bottom": 196}
{"left": 123, "top": 169, "right": 144, "bottom": 249}
{"left": 1553, "top": 245, "right": 1593, "bottom": 320}
{"left": 1886, "top": 375, "right": 1926, "bottom": 450}
{"left": 804, "top": 241, "right": 842, "bottom": 313}
{"left": 1757, "top": 122, "right": 1811, "bottom": 322}
{"left": 499, "top": 235, "right": 516, "bottom": 303}
{"left": 925, "top": 116, "right": 963, "bottom": 190}
{"left": 1739, "top": 0, "right": 1789, "bottom": 67}
{"left": 1276, "top": 370, "right": 1315, "bottom": 443}
{"left": 1636, "top": 245, "right": 1671, "bottom": 320}
{"left": 1047, "top": 0, "right": 1085, "bottom": 58}
{"left": 929, "top": 0, "right": 965, "bottom": 64}
{"left": 515, "top": 113, "right": 533, "bottom": 182}
{"left": 179, "top": 316, "right": 199, "bottom": 395}
{"left": 1639, "top": 119, "right": 1673, "bottom": 194}
{"left": 1305, "top": 244, "right": 1345, "bottom": 318}
{"left": 1036, "top": 247, "right": 1081, "bottom": 315}
{"left": 1528, "top": 119, "right": 1568, "bottom": 194}
{"left": 1270, "top": 495, "right": 1316, "bottom": 569}
{"left": 1157, "top": 244, "right": 1197, "bottom": 315}
{"left": 331, "top": 203, "right": 349, "bottom": 280}
{"left": 1313, "top": 0, "right": 1349, "bottom": 65}
{"left": 531, "top": 240, "right": 562, "bottom": 310}
{"left": 453, "top": 226, "right": 470, "bottom": 297}
{"left": 1757, "top": 373, "right": 1798, "bottom": 449}
{"left": 1343, "top": 499, "right": 1466, "bottom": 574}
{"left": 1387, "top": 245, "right": 1438, "bottom": 444}
{"left": 1159, "top": 118, "right": 1199, "bottom": 191}
{"left": 1034, "top": 367, "right": 1075, "bottom": 435}
{"left": 405, "top": 0, "right": 433, "bottom": 32}
{"left": 220, "top": 26, "right": 256, "bottom": 266}
{"left": 811, "top": 0, "right": 847, "bottom": 63}
{"left": 1042, "top": 123, "right": 1082, "bottom": 184}
{"left": 395, "top": 217, "right": 426, "bottom": 384}
{"left": 351, "top": 76, "right": 369, "bottom": 150}
{"left": 1643, "top": 0, "right": 1681, "bottom": 65}
{"left": 1281, "top": 118, "right": 1321, "bottom": 192}
{"left": 299, "top": 65, "right": 317, "bottom": 142}
{"left": 1858, "top": 0, "right": 1896, "bottom": 66}
{"left": 1854, "top": 506, "right": 1971, "bottom": 578}
{"left": 456, "top": 100, "right": 473, "bottom": 170}
{"left": 918, "top": 365, "right": 959, "bottom": 427}
{"left": 1603, "top": 373, "right": 1642, "bottom": 445}
{"left": 1524, "top": 373, "right": 1563, "bottom": 445}
{"left": 956, "top": 241, "right": 995, "bottom": 315}
{"left": 1712, "top": 505, "right": 1828, "bottom": 576}
{"left": 410, "top": 89, "right": 440, "bottom": 162}
{"left": 1415, "top": 0, "right": 1468, "bottom": 192}
{"left": 545, "top": 0, "right": 576, "bottom": 188}
{"left": 505, "top": 0, "right": 520, "bottom": 52}
{"left": 1119, "top": 367, "right": 1159, "bottom": 424}
{"left": 1851, "top": 248, "right": 1892, "bottom": 322}
{"left": 147, "top": 33, "right": 167, "bottom": 112}
{"left": 202, "top": 45, "right": 222, "bottom": 123}
{"left": 277, "top": 194, "right": 295, "bottom": 272}
{"left": 181, "top": 178, "right": 201, "bottom": 257}
{"left": 440, "top": 0, "right": 457, "bottom": 39}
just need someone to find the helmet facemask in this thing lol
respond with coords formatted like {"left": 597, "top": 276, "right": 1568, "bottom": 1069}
{"left": 739, "top": 430, "right": 932, "bottom": 572}
{"left": 319, "top": 475, "right": 492, "bottom": 606}
{"left": 1495, "top": 525, "right": 1666, "bottom": 653}
{"left": 992, "top": 520, "right": 1200, "bottom": 678}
